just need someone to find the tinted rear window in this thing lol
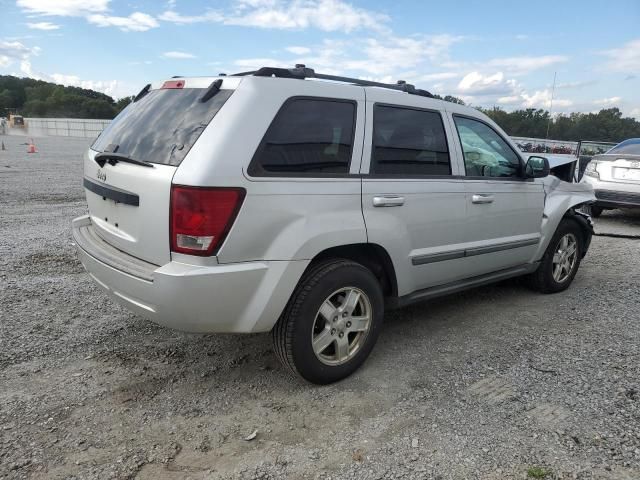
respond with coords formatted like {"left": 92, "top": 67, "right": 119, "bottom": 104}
{"left": 607, "top": 138, "right": 640, "bottom": 156}
{"left": 249, "top": 98, "right": 356, "bottom": 176}
{"left": 92, "top": 87, "right": 232, "bottom": 166}
{"left": 371, "top": 105, "right": 450, "bottom": 176}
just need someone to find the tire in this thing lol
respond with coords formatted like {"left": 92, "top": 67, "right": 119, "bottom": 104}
{"left": 590, "top": 205, "right": 603, "bottom": 218}
{"left": 272, "top": 259, "right": 384, "bottom": 384}
{"left": 526, "top": 219, "right": 584, "bottom": 294}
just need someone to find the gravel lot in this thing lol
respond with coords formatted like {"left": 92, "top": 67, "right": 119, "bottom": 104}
{"left": 1, "top": 135, "right": 639, "bottom": 480}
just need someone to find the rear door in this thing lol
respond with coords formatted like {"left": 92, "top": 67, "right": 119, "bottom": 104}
{"left": 449, "top": 113, "right": 544, "bottom": 276}
{"left": 84, "top": 78, "right": 235, "bottom": 265}
{"left": 360, "top": 93, "right": 468, "bottom": 296}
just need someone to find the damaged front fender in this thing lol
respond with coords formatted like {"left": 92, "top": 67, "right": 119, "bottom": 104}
{"left": 531, "top": 176, "right": 596, "bottom": 261}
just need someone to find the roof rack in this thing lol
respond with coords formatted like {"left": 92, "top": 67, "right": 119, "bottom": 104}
{"left": 231, "top": 64, "right": 434, "bottom": 98}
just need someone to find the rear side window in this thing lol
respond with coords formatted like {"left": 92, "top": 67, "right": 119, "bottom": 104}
{"left": 371, "top": 105, "right": 450, "bottom": 176}
{"left": 249, "top": 98, "right": 356, "bottom": 176}
{"left": 92, "top": 87, "right": 233, "bottom": 166}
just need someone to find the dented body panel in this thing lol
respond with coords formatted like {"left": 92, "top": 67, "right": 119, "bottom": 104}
{"left": 532, "top": 175, "right": 595, "bottom": 261}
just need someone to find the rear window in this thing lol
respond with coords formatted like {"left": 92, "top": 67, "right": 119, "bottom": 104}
{"left": 371, "top": 105, "right": 450, "bottom": 176}
{"left": 248, "top": 97, "right": 356, "bottom": 176}
{"left": 92, "top": 87, "right": 233, "bottom": 166}
{"left": 607, "top": 138, "right": 640, "bottom": 156}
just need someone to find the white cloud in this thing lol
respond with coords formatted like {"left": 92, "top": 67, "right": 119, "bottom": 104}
{"left": 26, "top": 22, "right": 61, "bottom": 30}
{"left": 629, "top": 108, "right": 640, "bottom": 119}
{"left": 159, "top": 10, "right": 223, "bottom": 24}
{"left": 457, "top": 71, "right": 519, "bottom": 96}
{"left": 232, "top": 33, "right": 463, "bottom": 81}
{"left": 87, "top": 12, "right": 159, "bottom": 32}
{"left": 163, "top": 0, "right": 389, "bottom": 32}
{"left": 521, "top": 89, "right": 572, "bottom": 109}
{"left": 593, "top": 97, "right": 622, "bottom": 106}
{"left": 487, "top": 55, "right": 568, "bottom": 75}
{"left": 17, "top": 0, "right": 109, "bottom": 16}
{"left": 286, "top": 46, "right": 311, "bottom": 55}
{"left": 227, "top": 0, "right": 388, "bottom": 32}
{"left": 601, "top": 38, "right": 640, "bottom": 73}
{"left": 0, "top": 40, "right": 40, "bottom": 68}
{"left": 497, "top": 95, "right": 521, "bottom": 105}
{"left": 162, "top": 51, "right": 196, "bottom": 59}
{"left": 19, "top": 59, "right": 123, "bottom": 97}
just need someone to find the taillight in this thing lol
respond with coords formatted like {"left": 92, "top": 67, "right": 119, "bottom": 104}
{"left": 170, "top": 186, "right": 245, "bottom": 256}
{"left": 161, "top": 80, "right": 185, "bottom": 89}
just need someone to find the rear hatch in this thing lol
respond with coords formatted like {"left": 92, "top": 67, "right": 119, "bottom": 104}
{"left": 84, "top": 78, "right": 235, "bottom": 266}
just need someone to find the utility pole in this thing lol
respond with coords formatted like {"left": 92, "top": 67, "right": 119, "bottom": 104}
{"left": 546, "top": 71, "right": 557, "bottom": 139}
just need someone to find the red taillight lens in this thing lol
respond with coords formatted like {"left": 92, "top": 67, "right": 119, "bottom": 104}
{"left": 170, "top": 186, "right": 245, "bottom": 256}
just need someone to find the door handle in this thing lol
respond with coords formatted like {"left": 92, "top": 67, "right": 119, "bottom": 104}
{"left": 472, "top": 194, "right": 494, "bottom": 204}
{"left": 373, "top": 195, "right": 405, "bottom": 207}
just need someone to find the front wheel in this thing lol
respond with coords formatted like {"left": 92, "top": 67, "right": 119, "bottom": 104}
{"left": 272, "top": 259, "right": 384, "bottom": 384}
{"left": 526, "top": 219, "right": 584, "bottom": 294}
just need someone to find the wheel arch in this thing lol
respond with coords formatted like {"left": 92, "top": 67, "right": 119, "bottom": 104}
{"left": 306, "top": 243, "right": 398, "bottom": 298}
{"left": 534, "top": 186, "right": 595, "bottom": 262}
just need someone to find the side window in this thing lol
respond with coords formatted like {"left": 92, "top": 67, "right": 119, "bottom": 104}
{"left": 453, "top": 116, "right": 521, "bottom": 178}
{"left": 371, "top": 105, "right": 451, "bottom": 175}
{"left": 249, "top": 98, "right": 355, "bottom": 176}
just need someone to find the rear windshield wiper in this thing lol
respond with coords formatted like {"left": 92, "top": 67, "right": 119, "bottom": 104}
{"left": 133, "top": 83, "right": 151, "bottom": 103}
{"left": 94, "top": 152, "right": 154, "bottom": 168}
{"left": 200, "top": 79, "right": 223, "bottom": 103}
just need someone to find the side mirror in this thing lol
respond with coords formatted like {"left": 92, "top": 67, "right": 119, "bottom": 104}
{"left": 524, "top": 155, "right": 550, "bottom": 178}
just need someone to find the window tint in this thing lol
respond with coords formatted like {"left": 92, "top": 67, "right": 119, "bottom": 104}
{"left": 607, "top": 138, "right": 640, "bottom": 156}
{"left": 454, "top": 116, "right": 521, "bottom": 178}
{"left": 250, "top": 98, "right": 355, "bottom": 175}
{"left": 371, "top": 106, "right": 450, "bottom": 175}
{"left": 92, "top": 88, "right": 233, "bottom": 166}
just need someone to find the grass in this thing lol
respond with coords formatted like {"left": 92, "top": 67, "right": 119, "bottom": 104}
{"left": 527, "top": 466, "right": 551, "bottom": 478}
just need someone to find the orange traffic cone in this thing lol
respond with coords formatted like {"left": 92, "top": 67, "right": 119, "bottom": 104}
{"left": 27, "top": 139, "right": 37, "bottom": 153}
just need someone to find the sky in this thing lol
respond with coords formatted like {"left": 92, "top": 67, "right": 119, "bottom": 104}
{"left": 1, "top": 0, "right": 639, "bottom": 118}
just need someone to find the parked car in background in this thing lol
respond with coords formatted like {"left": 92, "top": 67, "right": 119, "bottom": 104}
{"left": 73, "top": 65, "right": 595, "bottom": 384}
{"left": 581, "top": 138, "right": 640, "bottom": 217}
{"left": 576, "top": 140, "right": 617, "bottom": 180}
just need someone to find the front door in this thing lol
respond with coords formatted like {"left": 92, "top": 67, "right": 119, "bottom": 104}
{"left": 449, "top": 113, "right": 544, "bottom": 277}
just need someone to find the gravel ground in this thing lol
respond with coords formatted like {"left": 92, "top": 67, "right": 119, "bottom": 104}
{"left": 1, "top": 135, "right": 639, "bottom": 480}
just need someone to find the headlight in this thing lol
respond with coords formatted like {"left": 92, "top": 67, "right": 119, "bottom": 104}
{"left": 584, "top": 161, "right": 599, "bottom": 179}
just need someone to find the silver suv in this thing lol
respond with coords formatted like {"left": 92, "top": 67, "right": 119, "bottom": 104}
{"left": 73, "top": 66, "right": 595, "bottom": 384}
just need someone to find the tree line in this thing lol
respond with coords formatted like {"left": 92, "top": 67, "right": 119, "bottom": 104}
{"left": 2, "top": 74, "right": 639, "bottom": 142}
{"left": 0, "top": 75, "right": 131, "bottom": 119}
{"left": 433, "top": 94, "right": 640, "bottom": 143}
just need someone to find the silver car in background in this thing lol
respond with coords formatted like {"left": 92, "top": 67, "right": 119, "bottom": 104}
{"left": 581, "top": 138, "right": 640, "bottom": 216}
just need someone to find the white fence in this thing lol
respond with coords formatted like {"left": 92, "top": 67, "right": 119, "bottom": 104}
{"left": 22, "top": 118, "right": 111, "bottom": 138}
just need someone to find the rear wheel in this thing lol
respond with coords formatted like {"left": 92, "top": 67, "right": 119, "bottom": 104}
{"left": 272, "top": 259, "right": 384, "bottom": 384}
{"left": 526, "top": 219, "right": 584, "bottom": 293}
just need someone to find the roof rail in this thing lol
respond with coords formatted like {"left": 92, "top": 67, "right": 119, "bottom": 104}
{"left": 231, "top": 64, "right": 434, "bottom": 98}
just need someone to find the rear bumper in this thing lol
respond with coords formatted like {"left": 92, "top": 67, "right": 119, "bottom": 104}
{"left": 581, "top": 176, "right": 640, "bottom": 208}
{"left": 72, "top": 215, "right": 307, "bottom": 333}
{"left": 594, "top": 189, "right": 640, "bottom": 209}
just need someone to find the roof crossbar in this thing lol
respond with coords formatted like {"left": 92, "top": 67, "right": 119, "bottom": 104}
{"left": 231, "top": 65, "right": 434, "bottom": 98}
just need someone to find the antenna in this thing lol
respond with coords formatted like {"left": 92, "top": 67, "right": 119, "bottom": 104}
{"left": 546, "top": 71, "right": 557, "bottom": 139}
